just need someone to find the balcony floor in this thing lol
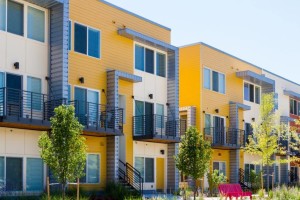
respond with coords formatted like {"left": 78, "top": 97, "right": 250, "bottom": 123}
{"left": 133, "top": 135, "right": 180, "bottom": 143}
{"left": 212, "top": 143, "right": 242, "bottom": 150}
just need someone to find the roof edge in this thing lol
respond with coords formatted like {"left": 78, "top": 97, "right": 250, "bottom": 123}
{"left": 99, "top": 0, "right": 171, "bottom": 31}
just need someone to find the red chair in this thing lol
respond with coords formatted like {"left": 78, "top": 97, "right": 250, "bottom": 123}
{"left": 218, "top": 183, "right": 252, "bottom": 200}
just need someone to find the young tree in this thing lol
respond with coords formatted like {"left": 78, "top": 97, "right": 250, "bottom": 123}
{"left": 38, "top": 105, "right": 87, "bottom": 199}
{"left": 175, "top": 127, "right": 212, "bottom": 200}
{"left": 244, "top": 93, "right": 300, "bottom": 190}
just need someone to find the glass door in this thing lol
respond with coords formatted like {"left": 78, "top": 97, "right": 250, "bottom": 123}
{"left": 74, "top": 87, "right": 87, "bottom": 125}
{"left": 213, "top": 116, "right": 225, "bottom": 144}
{"left": 145, "top": 102, "right": 154, "bottom": 136}
{"left": 87, "top": 90, "right": 99, "bottom": 127}
{"left": 6, "top": 157, "right": 23, "bottom": 191}
{"left": 6, "top": 74, "right": 22, "bottom": 117}
{"left": 135, "top": 101, "right": 144, "bottom": 135}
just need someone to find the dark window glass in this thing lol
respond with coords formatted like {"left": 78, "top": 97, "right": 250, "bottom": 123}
{"left": 27, "top": 6, "right": 45, "bottom": 42}
{"left": 68, "top": 21, "right": 71, "bottom": 50}
{"left": 7, "top": 0, "right": 24, "bottom": 36}
{"left": 135, "top": 45, "right": 144, "bottom": 71}
{"left": 249, "top": 84, "right": 254, "bottom": 102}
{"left": 145, "top": 158, "right": 154, "bottom": 182}
{"left": 156, "top": 52, "right": 166, "bottom": 77}
{"left": 88, "top": 28, "right": 100, "bottom": 58}
{"left": 0, "top": 0, "right": 6, "bottom": 31}
{"left": 212, "top": 71, "right": 219, "bottom": 92}
{"left": 74, "top": 23, "right": 87, "bottom": 54}
{"left": 290, "top": 99, "right": 294, "bottom": 114}
{"left": 294, "top": 100, "right": 297, "bottom": 115}
{"left": 244, "top": 83, "right": 249, "bottom": 101}
{"left": 145, "top": 48, "right": 154, "bottom": 74}
{"left": 255, "top": 86, "right": 260, "bottom": 104}
{"left": 6, "top": 157, "right": 23, "bottom": 191}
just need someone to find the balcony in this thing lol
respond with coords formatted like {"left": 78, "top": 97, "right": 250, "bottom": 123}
{"left": 204, "top": 127, "right": 244, "bottom": 149}
{"left": 133, "top": 115, "right": 187, "bottom": 143}
{"left": 0, "top": 87, "right": 51, "bottom": 130}
{"left": 0, "top": 88, "right": 124, "bottom": 135}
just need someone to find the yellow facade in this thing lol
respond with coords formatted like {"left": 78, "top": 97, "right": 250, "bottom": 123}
{"left": 68, "top": 0, "right": 171, "bottom": 191}
{"left": 179, "top": 43, "right": 263, "bottom": 181}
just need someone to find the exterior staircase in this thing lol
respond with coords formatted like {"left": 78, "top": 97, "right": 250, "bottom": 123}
{"left": 118, "top": 160, "right": 143, "bottom": 196}
{"left": 238, "top": 168, "right": 252, "bottom": 191}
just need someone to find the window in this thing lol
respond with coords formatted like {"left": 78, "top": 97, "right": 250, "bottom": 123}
{"left": 7, "top": 0, "right": 24, "bottom": 36}
{"left": 134, "top": 44, "right": 166, "bottom": 77}
{"left": 27, "top": 77, "right": 42, "bottom": 110}
{"left": 274, "top": 93, "right": 279, "bottom": 110}
{"left": 68, "top": 85, "right": 71, "bottom": 101}
{"left": 203, "top": 67, "right": 225, "bottom": 94}
{"left": 213, "top": 161, "right": 226, "bottom": 176}
{"left": 0, "top": 157, "right": 4, "bottom": 185}
{"left": 74, "top": 23, "right": 100, "bottom": 58}
{"left": 275, "top": 165, "right": 279, "bottom": 183}
{"left": 68, "top": 21, "right": 71, "bottom": 50}
{"left": 6, "top": 157, "right": 23, "bottom": 191}
{"left": 204, "top": 68, "right": 211, "bottom": 89}
{"left": 290, "top": 99, "right": 298, "bottom": 115}
{"left": 156, "top": 52, "right": 166, "bottom": 77}
{"left": 80, "top": 154, "right": 100, "bottom": 184}
{"left": 27, "top": 6, "right": 45, "bottom": 42}
{"left": 204, "top": 114, "right": 211, "bottom": 135}
{"left": 156, "top": 103, "right": 164, "bottom": 128}
{"left": 244, "top": 164, "right": 260, "bottom": 182}
{"left": 26, "top": 158, "right": 43, "bottom": 191}
{"left": 134, "top": 157, "right": 154, "bottom": 183}
{"left": 245, "top": 123, "right": 253, "bottom": 144}
{"left": 244, "top": 83, "right": 260, "bottom": 104}
{"left": 0, "top": 0, "right": 6, "bottom": 31}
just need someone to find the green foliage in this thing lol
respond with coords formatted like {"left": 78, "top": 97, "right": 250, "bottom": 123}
{"left": 207, "top": 169, "right": 227, "bottom": 197}
{"left": 174, "top": 127, "right": 212, "bottom": 199}
{"left": 250, "top": 170, "right": 261, "bottom": 192}
{"left": 38, "top": 105, "right": 87, "bottom": 197}
{"left": 105, "top": 182, "right": 141, "bottom": 200}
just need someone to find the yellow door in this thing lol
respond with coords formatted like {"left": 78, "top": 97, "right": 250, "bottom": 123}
{"left": 156, "top": 158, "right": 165, "bottom": 191}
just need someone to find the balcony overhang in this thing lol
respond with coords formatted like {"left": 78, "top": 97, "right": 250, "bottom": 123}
{"left": 236, "top": 70, "right": 275, "bottom": 89}
{"left": 133, "top": 135, "right": 180, "bottom": 144}
{"left": 109, "top": 70, "right": 142, "bottom": 83}
{"left": 229, "top": 101, "right": 251, "bottom": 111}
{"left": 284, "top": 90, "right": 300, "bottom": 100}
{"left": 118, "top": 28, "right": 177, "bottom": 52}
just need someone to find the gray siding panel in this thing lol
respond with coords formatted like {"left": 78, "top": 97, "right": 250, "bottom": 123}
{"left": 167, "top": 143, "right": 179, "bottom": 193}
{"left": 229, "top": 150, "right": 239, "bottom": 183}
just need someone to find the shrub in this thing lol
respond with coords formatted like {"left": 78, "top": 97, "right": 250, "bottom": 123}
{"left": 207, "top": 169, "right": 227, "bottom": 197}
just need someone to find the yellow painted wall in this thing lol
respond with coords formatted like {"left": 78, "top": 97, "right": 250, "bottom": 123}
{"left": 156, "top": 158, "right": 165, "bottom": 190}
{"left": 179, "top": 44, "right": 201, "bottom": 129}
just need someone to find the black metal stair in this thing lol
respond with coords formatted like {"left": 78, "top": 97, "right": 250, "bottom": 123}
{"left": 119, "top": 160, "right": 143, "bottom": 196}
{"left": 238, "top": 168, "right": 252, "bottom": 191}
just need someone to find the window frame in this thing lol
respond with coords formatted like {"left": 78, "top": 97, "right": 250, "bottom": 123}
{"left": 203, "top": 67, "right": 226, "bottom": 94}
{"left": 290, "top": 98, "right": 299, "bottom": 115}
{"left": 213, "top": 161, "right": 226, "bottom": 176}
{"left": 80, "top": 153, "right": 101, "bottom": 184}
{"left": 74, "top": 22, "right": 101, "bottom": 59}
{"left": 134, "top": 42, "right": 167, "bottom": 78}
{"left": 27, "top": 5, "right": 45, "bottom": 42}
{"left": 134, "top": 156, "right": 155, "bottom": 183}
{"left": 244, "top": 81, "right": 261, "bottom": 104}
{"left": 26, "top": 76, "right": 42, "bottom": 111}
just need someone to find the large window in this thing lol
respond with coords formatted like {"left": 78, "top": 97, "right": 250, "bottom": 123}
{"left": 0, "top": 0, "right": 6, "bottom": 31}
{"left": 6, "top": 157, "right": 23, "bottom": 191}
{"left": 213, "top": 161, "right": 226, "bottom": 176}
{"left": 80, "top": 154, "right": 100, "bottom": 184}
{"left": 7, "top": 0, "right": 24, "bottom": 36}
{"left": 27, "top": 6, "right": 45, "bottom": 42}
{"left": 203, "top": 67, "right": 225, "bottom": 94}
{"left": 27, "top": 76, "right": 42, "bottom": 110}
{"left": 244, "top": 82, "right": 260, "bottom": 104}
{"left": 244, "top": 164, "right": 260, "bottom": 182}
{"left": 74, "top": 23, "right": 100, "bottom": 59}
{"left": 26, "top": 158, "right": 43, "bottom": 191}
{"left": 290, "top": 99, "right": 300, "bottom": 116}
{"left": 134, "top": 157, "right": 154, "bottom": 183}
{"left": 135, "top": 44, "right": 166, "bottom": 77}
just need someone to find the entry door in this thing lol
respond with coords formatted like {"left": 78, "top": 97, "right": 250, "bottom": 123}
{"left": 145, "top": 102, "right": 154, "bottom": 136}
{"left": 6, "top": 74, "right": 22, "bottom": 117}
{"left": 135, "top": 101, "right": 144, "bottom": 135}
{"left": 156, "top": 158, "right": 165, "bottom": 192}
{"left": 87, "top": 90, "right": 99, "bottom": 127}
{"left": 74, "top": 87, "right": 87, "bottom": 125}
{"left": 213, "top": 116, "right": 225, "bottom": 144}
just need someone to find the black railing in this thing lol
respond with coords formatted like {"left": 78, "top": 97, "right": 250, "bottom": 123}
{"left": 119, "top": 160, "right": 143, "bottom": 195}
{"left": 133, "top": 115, "right": 186, "bottom": 138}
{"left": 204, "top": 127, "right": 244, "bottom": 148}
{"left": 238, "top": 168, "right": 252, "bottom": 191}
{"left": 0, "top": 87, "right": 48, "bottom": 121}
{"left": 289, "top": 170, "right": 299, "bottom": 183}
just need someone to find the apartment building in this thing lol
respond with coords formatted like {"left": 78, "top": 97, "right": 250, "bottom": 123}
{"left": 179, "top": 42, "right": 300, "bottom": 188}
{"left": 0, "top": 0, "right": 184, "bottom": 195}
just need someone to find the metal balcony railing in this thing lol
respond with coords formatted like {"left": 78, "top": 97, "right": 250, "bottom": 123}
{"left": 133, "top": 114, "right": 186, "bottom": 138}
{"left": 204, "top": 127, "right": 245, "bottom": 148}
{"left": 0, "top": 87, "right": 48, "bottom": 121}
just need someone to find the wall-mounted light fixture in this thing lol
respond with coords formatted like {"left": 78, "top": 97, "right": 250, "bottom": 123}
{"left": 166, "top": 103, "right": 170, "bottom": 106}
{"left": 132, "top": 95, "right": 135, "bottom": 99}
{"left": 102, "top": 89, "right": 105, "bottom": 93}
{"left": 160, "top": 150, "right": 165, "bottom": 155}
{"left": 242, "top": 119, "right": 245, "bottom": 122}
{"left": 79, "top": 77, "right": 84, "bottom": 84}
{"left": 14, "top": 62, "right": 19, "bottom": 69}
{"left": 226, "top": 116, "right": 229, "bottom": 118}
{"left": 215, "top": 109, "right": 219, "bottom": 113}
{"left": 202, "top": 111, "right": 206, "bottom": 114}
{"left": 148, "top": 94, "right": 153, "bottom": 99}
{"left": 45, "top": 76, "right": 50, "bottom": 81}
{"left": 252, "top": 117, "right": 255, "bottom": 122}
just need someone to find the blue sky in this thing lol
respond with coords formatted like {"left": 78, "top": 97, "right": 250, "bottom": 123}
{"left": 106, "top": 0, "right": 300, "bottom": 84}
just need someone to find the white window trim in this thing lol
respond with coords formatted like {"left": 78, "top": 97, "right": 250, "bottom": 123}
{"left": 134, "top": 156, "right": 156, "bottom": 184}
{"left": 290, "top": 98, "right": 299, "bottom": 116}
{"left": 243, "top": 81, "right": 261, "bottom": 104}
{"left": 73, "top": 21, "right": 101, "bottom": 60}
{"left": 133, "top": 41, "right": 168, "bottom": 78}
{"left": 213, "top": 161, "right": 226, "bottom": 176}
{"left": 80, "top": 153, "right": 101, "bottom": 184}
{"left": 203, "top": 66, "right": 226, "bottom": 95}
{"left": 74, "top": 85, "right": 100, "bottom": 104}
{"left": 2, "top": 0, "right": 48, "bottom": 44}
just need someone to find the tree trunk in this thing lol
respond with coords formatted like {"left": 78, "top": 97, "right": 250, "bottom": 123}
{"left": 62, "top": 183, "right": 66, "bottom": 200}
{"left": 194, "top": 179, "right": 197, "bottom": 200}
{"left": 267, "top": 162, "right": 270, "bottom": 192}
